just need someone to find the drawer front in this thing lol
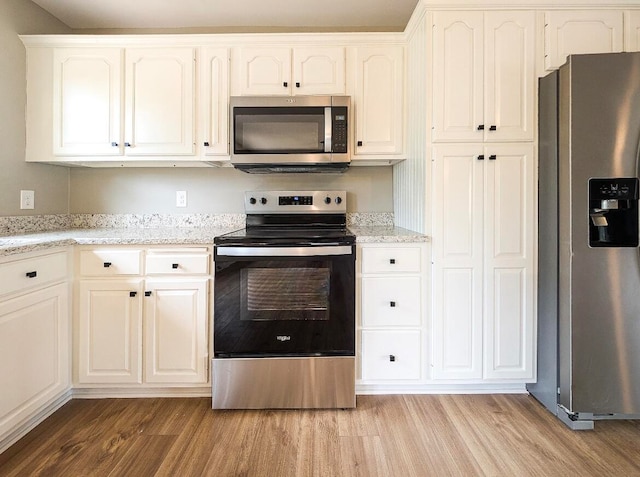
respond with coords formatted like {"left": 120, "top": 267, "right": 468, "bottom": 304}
{"left": 361, "top": 247, "right": 422, "bottom": 274}
{"left": 361, "top": 330, "right": 421, "bottom": 381}
{"left": 79, "top": 249, "right": 142, "bottom": 276}
{"left": 361, "top": 276, "right": 421, "bottom": 327}
{"left": 0, "top": 251, "right": 68, "bottom": 296}
{"left": 145, "top": 253, "right": 209, "bottom": 275}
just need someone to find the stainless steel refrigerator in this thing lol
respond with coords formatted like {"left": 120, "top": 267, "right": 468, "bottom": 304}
{"left": 528, "top": 52, "right": 640, "bottom": 429}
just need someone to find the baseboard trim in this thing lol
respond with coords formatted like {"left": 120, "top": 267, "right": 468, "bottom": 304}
{"left": 72, "top": 387, "right": 212, "bottom": 399}
{"left": 0, "top": 389, "right": 72, "bottom": 455}
{"left": 356, "top": 383, "right": 529, "bottom": 395}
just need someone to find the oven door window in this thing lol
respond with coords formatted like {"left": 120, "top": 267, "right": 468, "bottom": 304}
{"left": 241, "top": 267, "right": 329, "bottom": 321}
{"left": 233, "top": 107, "right": 326, "bottom": 154}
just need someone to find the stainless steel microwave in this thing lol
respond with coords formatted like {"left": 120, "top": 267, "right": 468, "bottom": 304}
{"left": 229, "top": 95, "right": 350, "bottom": 173}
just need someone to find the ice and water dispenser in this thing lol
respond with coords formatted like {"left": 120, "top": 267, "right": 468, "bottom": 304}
{"left": 589, "top": 178, "right": 639, "bottom": 247}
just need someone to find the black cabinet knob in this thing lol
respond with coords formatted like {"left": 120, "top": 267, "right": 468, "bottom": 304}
{"left": 103, "top": 262, "right": 112, "bottom": 268}
{"left": 296, "top": 82, "right": 300, "bottom": 88}
{"left": 145, "top": 291, "right": 152, "bottom": 297}
{"left": 477, "top": 125, "right": 485, "bottom": 131}
{"left": 283, "top": 82, "right": 288, "bottom": 87}
{"left": 389, "top": 258, "right": 396, "bottom": 264}
{"left": 204, "top": 141, "right": 210, "bottom": 147}
{"left": 390, "top": 301, "right": 396, "bottom": 307}
{"left": 129, "top": 291, "right": 137, "bottom": 297}
{"left": 478, "top": 155, "right": 485, "bottom": 160}
{"left": 489, "top": 125, "right": 497, "bottom": 131}
{"left": 357, "top": 141, "right": 363, "bottom": 147}
{"left": 489, "top": 155, "right": 497, "bottom": 160}
{"left": 389, "top": 355, "right": 396, "bottom": 362}
{"left": 172, "top": 263, "right": 179, "bottom": 269}
{"left": 25, "top": 271, "right": 37, "bottom": 278}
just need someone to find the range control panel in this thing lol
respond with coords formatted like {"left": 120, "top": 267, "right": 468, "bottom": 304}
{"left": 245, "top": 190, "right": 346, "bottom": 214}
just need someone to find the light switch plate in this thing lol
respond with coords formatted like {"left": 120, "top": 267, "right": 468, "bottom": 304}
{"left": 20, "top": 190, "right": 35, "bottom": 210}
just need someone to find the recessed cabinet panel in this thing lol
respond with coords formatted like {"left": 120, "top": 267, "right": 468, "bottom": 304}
{"left": 125, "top": 47, "right": 195, "bottom": 155}
{"left": 545, "top": 11, "right": 624, "bottom": 70}
{"left": 201, "top": 48, "right": 229, "bottom": 156}
{"left": 77, "top": 279, "right": 143, "bottom": 384}
{"left": 361, "top": 330, "right": 421, "bottom": 381}
{"left": 79, "top": 249, "right": 142, "bottom": 276}
{"left": 53, "top": 48, "right": 122, "bottom": 156}
{"left": 293, "top": 47, "right": 345, "bottom": 95}
{"left": 0, "top": 251, "right": 68, "bottom": 298}
{"left": 238, "top": 47, "right": 291, "bottom": 95}
{"left": 361, "top": 276, "right": 421, "bottom": 327}
{"left": 360, "top": 247, "right": 421, "bottom": 274}
{"left": 144, "top": 279, "right": 208, "bottom": 383}
{"left": 145, "top": 253, "right": 209, "bottom": 275}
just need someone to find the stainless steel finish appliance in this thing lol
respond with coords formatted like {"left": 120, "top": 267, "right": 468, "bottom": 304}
{"left": 528, "top": 52, "right": 640, "bottom": 429}
{"left": 212, "top": 190, "right": 356, "bottom": 409}
{"left": 230, "top": 96, "right": 350, "bottom": 173}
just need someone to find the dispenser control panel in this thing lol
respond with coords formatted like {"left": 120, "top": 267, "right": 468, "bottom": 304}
{"left": 590, "top": 178, "right": 638, "bottom": 200}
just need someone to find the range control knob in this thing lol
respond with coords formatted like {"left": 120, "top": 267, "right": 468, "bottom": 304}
{"left": 249, "top": 197, "right": 257, "bottom": 205}
{"left": 335, "top": 196, "right": 343, "bottom": 204}
{"left": 324, "top": 196, "right": 332, "bottom": 204}
{"left": 260, "top": 197, "right": 268, "bottom": 205}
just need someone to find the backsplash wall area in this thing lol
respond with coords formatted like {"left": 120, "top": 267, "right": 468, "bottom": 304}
{"left": 69, "top": 166, "right": 393, "bottom": 214}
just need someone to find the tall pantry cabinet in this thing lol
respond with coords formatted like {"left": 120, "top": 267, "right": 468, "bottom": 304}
{"left": 430, "top": 11, "right": 536, "bottom": 382}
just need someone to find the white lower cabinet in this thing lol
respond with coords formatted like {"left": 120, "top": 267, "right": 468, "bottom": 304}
{"left": 75, "top": 247, "right": 210, "bottom": 388}
{"left": 0, "top": 250, "right": 70, "bottom": 453}
{"left": 357, "top": 243, "right": 428, "bottom": 387}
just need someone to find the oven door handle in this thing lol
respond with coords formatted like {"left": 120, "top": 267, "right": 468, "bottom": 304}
{"left": 216, "top": 245, "right": 353, "bottom": 257}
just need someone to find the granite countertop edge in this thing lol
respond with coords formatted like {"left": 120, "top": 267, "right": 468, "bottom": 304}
{"left": 0, "top": 226, "right": 430, "bottom": 257}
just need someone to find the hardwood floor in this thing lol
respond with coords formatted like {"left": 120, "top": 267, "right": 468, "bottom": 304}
{"left": 2, "top": 394, "right": 640, "bottom": 476}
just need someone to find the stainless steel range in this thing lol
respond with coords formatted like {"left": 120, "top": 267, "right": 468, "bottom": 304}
{"left": 212, "top": 190, "right": 356, "bottom": 409}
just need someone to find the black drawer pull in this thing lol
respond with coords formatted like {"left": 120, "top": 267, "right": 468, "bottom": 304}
{"left": 145, "top": 291, "right": 152, "bottom": 297}
{"left": 172, "top": 263, "right": 179, "bottom": 269}
{"left": 489, "top": 125, "right": 497, "bottom": 131}
{"left": 357, "top": 141, "right": 363, "bottom": 147}
{"left": 477, "top": 124, "right": 485, "bottom": 131}
{"left": 478, "top": 155, "right": 485, "bottom": 161}
{"left": 103, "top": 262, "right": 112, "bottom": 268}
{"left": 390, "top": 301, "right": 396, "bottom": 307}
{"left": 129, "top": 291, "right": 137, "bottom": 297}
{"left": 295, "top": 82, "right": 300, "bottom": 88}
{"left": 489, "top": 155, "right": 497, "bottom": 160}
{"left": 204, "top": 141, "right": 210, "bottom": 147}
{"left": 389, "top": 355, "right": 396, "bottom": 362}
{"left": 389, "top": 258, "right": 396, "bottom": 264}
{"left": 283, "top": 82, "right": 288, "bottom": 87}
{"left": 25, "top": 271, "right": 37, "bottom": 278}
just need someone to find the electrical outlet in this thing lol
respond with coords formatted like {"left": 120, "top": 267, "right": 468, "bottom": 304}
{"left": 20, "top": 190, "right": 35, "bottom": 210}
{"left": 176, "top": 191, "right": 187, "bottom": 208}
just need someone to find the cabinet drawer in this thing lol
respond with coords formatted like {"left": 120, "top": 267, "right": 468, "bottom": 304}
{"left": 361, "top": 276, "right": 421, "bottom": 327}
{"left": 0, "top": 251, "right": 68, "bottom": 297}
{"left": 79, "top": 249, "right": 142, "bottom": 276}
{"left": 361, "top": 247, "right": 422, "bottom": 274}
{"left": 361, "top": 330, "right": 421, "bottom": 381}
{"left": 145, "top": 253, "right": 209, "bottom": 275}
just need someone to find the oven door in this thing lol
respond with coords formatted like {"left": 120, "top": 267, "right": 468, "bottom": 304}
{"left": 213, "top": 244, "right": 355, "bottom": 358}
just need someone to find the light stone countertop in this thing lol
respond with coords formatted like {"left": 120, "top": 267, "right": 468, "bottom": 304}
{"left": 0, "top": 225, "right": 429, "bottom": 257}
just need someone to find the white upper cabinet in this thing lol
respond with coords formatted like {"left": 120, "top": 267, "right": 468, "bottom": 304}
{"left": 53, "top": 48, "right": 122, "bottom": 156}
{"left": 200, "top": 47, "right": 229, "bottom": 156}
{"left": 432, "top": 11, "right": 535, "bottom": 143}
{"left": 50, "top": 46, "right": 196, "bottom": 159}
{"left": 124, "top": 47, "right": 195, "bottom": 155}
{"left": 625, "top": 11, "right": 640, "bottom": 52}
{"left": 352, "top": 46, "right": 404, "bottom": 156}
{"left": 544, "top": 10, "right": 624, "bottom": 70}
{"left": 236, "top": 46, "right": 345, "bottom": 96}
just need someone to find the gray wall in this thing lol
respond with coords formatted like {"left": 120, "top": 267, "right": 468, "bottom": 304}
{"left": 70, "top": 166, "right": 393, "bottom": 214}
{"left": 0, "top": 0, "right": 71, "bottom": 216}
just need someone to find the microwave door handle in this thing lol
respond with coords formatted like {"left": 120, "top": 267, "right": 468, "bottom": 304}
{"left": 324, "top": 107, "right": 332, "bottom": 153}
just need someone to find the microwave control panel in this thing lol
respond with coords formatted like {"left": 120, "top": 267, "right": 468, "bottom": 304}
{"left": 332, "top": 107, "right": 348, "bottom": 153}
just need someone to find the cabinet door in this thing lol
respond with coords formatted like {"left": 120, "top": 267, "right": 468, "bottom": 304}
{"left": 292, "top": 47, "right": 345, "bottom": 95}
{"left": 125, "top": 47, "right": 195, "bottom": 155}
{"left": 353, "top": 46, "right": 404, "bottom": 155}
{"left": 483, "top": 145, "right": 535, "bottom": 380}
{"left": 484, "top": 11, "right": 535, "bottom": 142}
{"left": 237, "top": 47, "right": 291, "bottom": 95}
{"left": 626, "top": 11, "right": 640, "bottom": 51}
{"left": 0, "top": 284, "right": 69, "bottom": 439}
{"left": 77, "top": 279, "right": 143, "bottom": 384}
{"left": 144, "top": 279, "right": 208, "bottom": 384}
{"left": 432, "top": 12, "right": 483, "bottom": 143}
{"left": 361, "top": 330, "right": 421, "bottom": 381}
{"left": 544, "top": 11, "right": 624, "bottom": 70}
{"left": 201, "top": 48, "right": 229, "bottom": 156}
{"left": 53, "top": 48, "right": 123, "bottom": 156}
{"left": 432, "top": 146, "right": 484, "bottom": 379}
